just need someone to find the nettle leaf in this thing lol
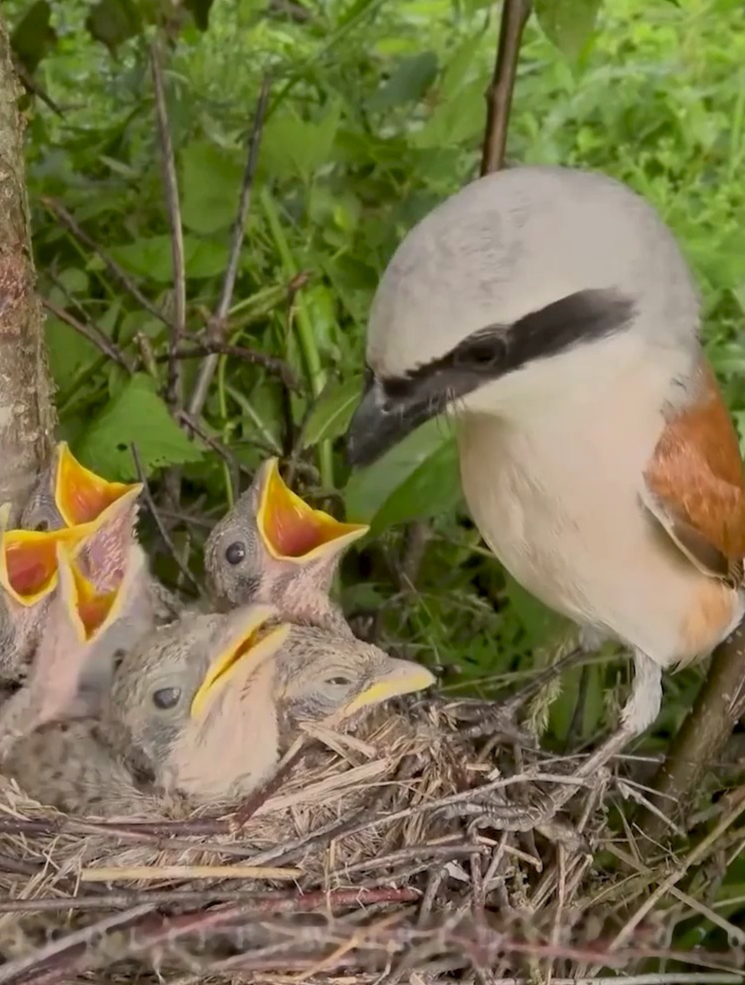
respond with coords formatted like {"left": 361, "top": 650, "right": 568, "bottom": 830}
{"left": 181, "top": 141, "right": 244, "bottom": 234}
{"left": 261, "top": 101, "right": 342, "bottom": 181}
{"left": 184, "top": 0, "right": 216, "bottom": 30}
{"left": 301, "top": 375, "right": 363, "bottom": 449}
{"left": 75, "top": 374, "right": 203, "bottom": 481}
{"left": 534, "top": 0, "right": 603, "bottom": 59}
{"left": 109, "top": 234, "right": 229, "bottom": 282}
{"left": 414, "top": 78, "right": 487, "bottom": 149}
{"left": 367, "top": 52, "right": 439, "bottom": 112}
{"left": 85, "top": 0, "right": 143, "bottom": 54}
{"left": 344, "top": 419, "right": 462, "bottom": 530}
{"left": 45, "top": 316, "right": 101, "bottom": 392}
{"left": 11, "top": 1, "right": 57, "bottom": 74}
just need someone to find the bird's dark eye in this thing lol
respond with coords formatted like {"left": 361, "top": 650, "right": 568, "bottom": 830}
{"left": 152, "top": 687, "right": 181, "bottom": 709}
{"left": 327, "top": 675, "right": 352, "bottom": 686}
{"left": 112, "top": 649, "right": 126, "bottom": 672}
{"left": 34, "top": 520, "right": 49, "bottom": 532}
{"left": 225, "top": 541, "right": 246, "bottom": 565}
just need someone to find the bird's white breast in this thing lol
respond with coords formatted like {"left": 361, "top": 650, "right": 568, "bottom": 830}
{"left": 457, "top": 360, "right": 741, "bottom": 666}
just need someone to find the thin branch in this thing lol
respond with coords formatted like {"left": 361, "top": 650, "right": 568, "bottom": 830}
{"left": 167, "top": 340, "right": 299, "bottom": 389}
{"left": 150, "top": 39, "right": 187, "bottom": 411}
{"left": 480, "top": 0, "right": 532, "bottom": 176}
{"left": 642, "top": 620, "right": 745, "bottom": 842}
{"left": 176, "top": 410, "right": 253, "bottom": 479}
{"left": 130, "top": 444, "right": 201, "bottom": 593}
{"left": 42, "top": 298, "right": 134, "bottom": 372}
{"left": 188, "top": 74, "right": 271, "bottom": 419}
{"left": 41, "top": 197, "right": 170, "bottom": 328}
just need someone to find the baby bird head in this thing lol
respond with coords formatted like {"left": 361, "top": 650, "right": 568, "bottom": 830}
{"left": 203, "top": 458, "right": 367, "bottom": 621}
{"left": 20, "top": 442, "right": 141, "bottom": 534}
{"left": 274, "top": 629, "right": 436, "bottom": 730}
{"left": 105, "top": 604, "right": 289, "bottom": 800}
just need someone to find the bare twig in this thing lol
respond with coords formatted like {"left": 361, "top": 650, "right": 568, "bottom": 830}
{"left": 188, "top": 75, "right": 271, "bottom": 419}
{"left": 130, "top": 443, "right": 201, "bottom": 593}
{"left": 480, "top": 0, "right": 532, "bottom": 175}
{"left": 42, "top": 298, "right": 134, "bottom": 372}
{"left": 151, "top": 39, "right": 187, "bottom": 410}
{"left": 643, "top": 621, "right": 745, "bottom": 841}
{"left": 168, "top": 340, "right": 299, "bottom": 389}
{"left": 41, "top": 197, "right": 169, "bottom": 328}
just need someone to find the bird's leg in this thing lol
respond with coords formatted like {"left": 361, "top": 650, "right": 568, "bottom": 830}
{"left": 447, "top": 650, "right": 662, "bottom": 834}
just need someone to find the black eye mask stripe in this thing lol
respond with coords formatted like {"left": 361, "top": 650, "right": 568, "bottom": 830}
{"left": 377, "top": 287, "right": 636, "bottom": 400}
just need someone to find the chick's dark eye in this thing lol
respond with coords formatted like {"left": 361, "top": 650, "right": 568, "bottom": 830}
{"left": 327, "top": 676, "right": 352, "bottom": 686}
{"left": 152, "top": 687, "right": 181, "bottom": 710}
{"left": 34, "top": 520, "right": 49, "bottom": 532}
{"left": 225, "top": 541, "right": 246, "bottom": 566}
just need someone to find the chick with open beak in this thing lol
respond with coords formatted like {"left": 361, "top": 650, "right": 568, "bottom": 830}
{"left": 3, "top": 605, "right": 435, "bottom": 815}
{"left": 204, "top": 458, "right": 368, "bottom": 632}
{"left": 0, "top": 544, "right": 131, "bottom": 756}
{"left": 20, "top": 441, "right": 140, "bottom": 533}
{"left": 0, "top": 507, "right": 97, "bottom": 679}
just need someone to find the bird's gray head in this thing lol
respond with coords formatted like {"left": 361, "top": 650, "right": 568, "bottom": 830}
{"left": 274, "top": 628, "right": 436, "bottom": 726}
{"left": 347, "top": 165, "right": 701, "bottom": 466}
{"left": 204, "top": 458, "right": 368, "bottom": 621}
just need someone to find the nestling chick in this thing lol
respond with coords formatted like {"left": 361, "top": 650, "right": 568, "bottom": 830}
{"left": 69, "top": 484, "right": 183, "bottom": 711}
{"left": 0, "top": 505, "right": 95, "bottom": 679}
{"left": 204, "top": 458, "right": 368, "bottom": 632}
{"left": 4, "top": 607, "right": 435, "bottom": 815}
{"left": 20, "top": 441, "right": 139, "bottom": 533}
{"left": 0, "top": 545, "right": 130, "bottom": 756}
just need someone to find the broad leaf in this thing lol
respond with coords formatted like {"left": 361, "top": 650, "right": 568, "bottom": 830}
{"left": 85, "top": 0, "right": 143, "bottom": 53}
{"left": 503, "top": 574, "right": 569, "bottom": 649}
{"left": 181, "top": 141, "right": 245, "bottom": 235}
{"left": 534, "top": 0, "right": 603, "bottom": 59}
{"left": 75, "top": 374, "right": 203, "bottom": 480}
{"left": 11, "top": 1, "right": 56, "bottom": 74}
{"left": 344, "top": 419, "right": 462, "bottom": 528}
{"left": 109, "top": 234, "right": 229, "bottom": 282}
{"left": 302, "top": 376, "right": 363, "bottom": 449}
{"left": 184, "top": 0, "right": 216, "bottom": 30}
{"left": 367, "top": 52, "right": 439, "bottom": 112}
{"left": 261, "top": 102, "right": 342, "bottom": 182}
{"left": 414, "top": 78, "right": 487, "bottom": 149}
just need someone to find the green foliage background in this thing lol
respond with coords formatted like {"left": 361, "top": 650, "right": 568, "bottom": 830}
{"left": 7, "top": 0, "right": 745, "bottom": 923}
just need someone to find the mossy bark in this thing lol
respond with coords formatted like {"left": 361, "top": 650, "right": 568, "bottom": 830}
{"left": 0, "top": 17, "right": 55, "bottom": 519}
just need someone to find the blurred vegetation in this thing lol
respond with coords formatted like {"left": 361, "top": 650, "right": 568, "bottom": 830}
{"left": 6, "top": 0, "right": 745, "bottom": 836}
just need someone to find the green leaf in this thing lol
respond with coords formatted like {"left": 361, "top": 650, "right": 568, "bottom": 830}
{"left": 367, "top": 52, "right": 439, "bottom": 112}
{"left": 344, "top": 419, "right": 462, "bottom": 528}
{"left": 181, "top": 141, "right": 245, "bottom": 234}
{"left": 45, "top": 316, "right": 101, "bottom": 392}
{"left": 503, "top": 574, "right": 569, "bottom": 649}
{"left": 414, "top": 78, "right": 487, "bottom": 149}
{"left": 85, "top": 0, "right": 143, "bottom": 54}
{"left": 261, "top": 101, "right": 342, "bottom": 181}
{"left": 75, "top": 374, "right": 203, "bottom": 481}
{"left": 184, "top": 0, "right": 216, "bottom": 30}
{"left": 534, "top": 0, "right": 603, "bottom": 59}
{"left": 371, "top": 437, "right": 462, "bottom": 532}
{"left": 108, "top": 234, "right": 229, "bottom": 282}
{"left": 301, "top": 376, "right": 363, "bottom": 449}
{"left": 11, "top": 1, "right": 57, "bottom": 74}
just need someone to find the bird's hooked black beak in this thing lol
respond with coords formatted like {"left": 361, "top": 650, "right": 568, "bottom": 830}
{"left": 346, "top": 372, "right": 448, "bottom": 468}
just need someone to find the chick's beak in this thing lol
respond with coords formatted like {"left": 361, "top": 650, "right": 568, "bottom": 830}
{"left": 341, "top": 659, "right": 435, "bottom": 719}
{"left": 55, "top": 544, "right": 122, "bottom": 643}
{"left": 346, "top": 373, "right": 447, "bottom": 468}
{"left": 190, "top": 604, "right": 289, "bottom": 719}
{"left": 55, "top": 442, "right": 141, "bottom": 527}
{"left": 256, "top": 458, "right": 368, "bottom": 561}
{"left": 0, "top": 524, "right": 93, "bottom": 606}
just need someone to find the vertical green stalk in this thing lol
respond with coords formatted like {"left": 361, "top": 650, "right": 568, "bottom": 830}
{"left": 260, "top": 188, "right": 334, "bottom": 491}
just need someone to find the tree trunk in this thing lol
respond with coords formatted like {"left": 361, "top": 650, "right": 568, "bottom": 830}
{"left": 0, "top": 17, "right": 56, "bottom": 520}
